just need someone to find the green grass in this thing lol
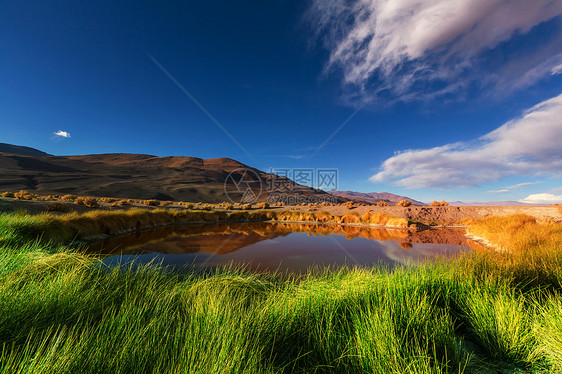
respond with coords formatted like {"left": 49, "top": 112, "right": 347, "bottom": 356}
{"left": 0, "top": 212, "right": 561, "bottom": 373}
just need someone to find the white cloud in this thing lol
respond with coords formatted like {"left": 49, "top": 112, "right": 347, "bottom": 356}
{"left": 54, "top": 130, "right": 71, "bottom": 138}
{"left": 552, "top": 64, "right": 562, "bottom": 75}
{"left": 519, "top": 193, "right": 562, "bottom": 204}
{"left": 487, "top": 189, "right": 510, "bottom": 194}
{"left": 505, "top": 182, "right": 541, "bottom": 189}
{"left": 370, "top": 93, "right": 562, "bottom": 188}
{"left": 308, "top": 0, "right": 562, "bottom": 101}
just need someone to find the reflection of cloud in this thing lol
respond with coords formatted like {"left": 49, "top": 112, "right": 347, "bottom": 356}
{"left": 519, "top": 193, "right": 562, "bottom": 204}
{"left": 377, "top": 241, "right": 460, "bottom": 266}
{"left": 370, "top": 94, "right": 562, "bottom": 188}
{"left": 308, "top": 0, "right": 562, "bottom": 102}
{"left": 54, "top": 130, "right": 71, "bottom": 138}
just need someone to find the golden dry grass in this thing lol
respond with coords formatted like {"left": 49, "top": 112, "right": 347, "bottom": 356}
{"left": 360, "top": 212, "right": 410, "bottom": 227}
{"left": 467, "top": 214, "right": 562, "bottom": 253}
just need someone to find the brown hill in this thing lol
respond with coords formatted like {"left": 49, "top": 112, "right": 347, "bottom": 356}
{"left": 0, "top": 143, "right": 50, "bottom": 157}
{"left": 328, "top": 191, "right": 425, "bottom": 206}
{"left": 0, "top": 145, "right": 343, "bottom": 204}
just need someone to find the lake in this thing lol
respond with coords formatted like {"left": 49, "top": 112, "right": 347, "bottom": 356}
{"left": 89, "top": 222, "right": 477, "bottom": 273}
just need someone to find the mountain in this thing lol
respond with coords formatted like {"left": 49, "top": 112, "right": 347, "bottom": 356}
{"left": 0, "top": 143, "right": 50, "bottom": 157}
{"left": 0, "top": 144, "right": 344, "bottom": 204}
{"left": 328, "top": 190, "right": 425, "bottom": 206}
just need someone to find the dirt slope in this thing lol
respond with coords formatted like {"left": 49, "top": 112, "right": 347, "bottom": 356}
{"left": 0, "top": 149, "right": 343, "bottom": 203}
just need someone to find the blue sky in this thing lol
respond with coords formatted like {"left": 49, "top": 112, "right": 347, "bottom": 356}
{"left": 1, "top": 0, "right": 561, "bottom": 203}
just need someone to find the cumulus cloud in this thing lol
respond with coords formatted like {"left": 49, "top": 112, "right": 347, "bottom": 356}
{"left": 519, "top": 193, "right": 562, "bottom": 204}
{"left": 370, "top": 93, "right": 562, "bottom": 188}
{"left": 54, "top": 130, "right": 71, "bottom": 138}
{"left": 308, "top": 0, "right": 562, "bottom": 101}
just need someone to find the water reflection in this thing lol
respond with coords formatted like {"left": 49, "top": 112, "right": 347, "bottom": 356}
{"left": 90, "top": 222, "right": 480, "bottom": 273}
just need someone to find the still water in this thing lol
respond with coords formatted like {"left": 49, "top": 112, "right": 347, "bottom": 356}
{"left": 89, "top": 222, "right": 477, "bottom": 273}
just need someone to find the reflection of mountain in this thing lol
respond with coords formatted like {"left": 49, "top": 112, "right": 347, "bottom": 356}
{"left": 88, "top": 222, "right": 482, "bottom": 256}
{"left": 87, "top": 223, "right": 288, "bottom": 255}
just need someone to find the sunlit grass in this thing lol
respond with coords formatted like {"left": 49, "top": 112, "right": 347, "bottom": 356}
{"left": 0, "top": 212, "right": 561, "bottom": 372}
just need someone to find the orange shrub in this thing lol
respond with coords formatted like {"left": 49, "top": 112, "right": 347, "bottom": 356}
{"left": 143, "top": 200, "right": 161, "bottom": 207}
{"left": 1, "top": 192, "right": 15, "bottom": 198}
{"left": 99, "top": 197, "right": 118, "bottom": 204}
{"left": 14, "top": 190, "right": 35, "bottom": 200}
{"left": 75, "top": 196, "right": 99, "bottom": 208}
{"left": 315, "top": 211, "right": 332, "bottom": 222}
{"left": 377, "top": 201, "right": 389, "bottom": 207}
{"left": 430, "top": 200, "right": 449, "bottom": 207}
{"left": 361, "top": 212, "right": 372, "bottom": 222}
{"left": 61, "top": 195, "right": 77, "bottom": 202}
{"left": 341, "top": 212, "right": 361, "bottom": 224}
{"left": 397, "top": 199, "right": 411, "bottom": 207}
